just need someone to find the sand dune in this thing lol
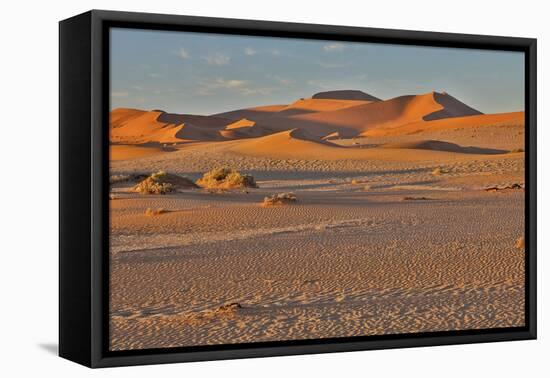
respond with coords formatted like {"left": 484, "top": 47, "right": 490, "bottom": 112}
{"left": 219, "top": 118, "right": 269, "bottom": 139}
{"left": 311, "top": 89, "right": 381, "bottom": 101}
{"left": 290, "top": 92, "right": 482, "bottom": 134}
{"left": 363, "top": 111, "right": 524, "bottom": 137}
{"left": 228, "top": 128, "right": 508, "bottom": 162}
{"left": 277, "top": 98, "right": 371, "bottom": 115}
{"left": 110, "top": 109, "right": 185, "bottom": 144}
{"left": 111, "top": 91, "right": 494, "bottom": 145}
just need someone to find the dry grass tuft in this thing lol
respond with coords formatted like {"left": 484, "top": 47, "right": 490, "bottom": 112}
{"left": 145, "top": 208, "right": 167, "bottom": 216}
{"left": 431, "top": 167, "right": 448, "bottom": 176}
{"left": 262, "top": 192, "right": 297, "bottom": 207}
{"left": 515, "top": 236, "right": 525, "bottom": 249}
{"left": 402, "top": 196, "right": 433, "bottom": 201}
{"left": 197, "top": 167, "right": 257, "bottom": 189}
{"left": 133, "top": 171, "right": 174, "bottom": 194}
{"left": 215, "top": 302, "right": 242, "bottom": 314}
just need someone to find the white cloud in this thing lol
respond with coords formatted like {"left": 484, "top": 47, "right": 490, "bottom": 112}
{"left": 240, "top": 87, "right": 275, "bottom": 96}
{"left": 306, "top": 80, "right": 332, "bottom": 89}
{"left": 111, "top": 91, "right": 129, "bottom": 98}
{"left": 244, "top": 47, "right": 257, "bottom": 56}
{"left": 197, "top": 78, "right": 275, "bottom": 96}
{"left": 197, "top": 78, "right": 246, "bottom": 95}
{"left": 323, "top": 43, "right": 345, "bottom": 52}
{"left": 267, "top": 74, "right": 294, "bottom": 86}
{"left": 176, "top": 48, "right": 190, "bottom": 60}
{"left": 204, "top": 52, "right": 231, "bottom": 66}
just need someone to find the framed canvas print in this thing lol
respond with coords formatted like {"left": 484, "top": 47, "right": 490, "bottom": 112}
{"left": 59, "top": 10, "right": 537, "bottom": 368}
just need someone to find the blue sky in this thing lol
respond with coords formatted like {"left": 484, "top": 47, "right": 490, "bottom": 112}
{"left": 110, "top": 28, "right": 524, "bottom": 115}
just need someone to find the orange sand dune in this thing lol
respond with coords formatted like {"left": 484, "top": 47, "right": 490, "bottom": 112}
{"left": 110, "top": 92, "right": 513, "bottom": 146}
{"left": 110, "top": 109, "right": 184, "bottom": 144}
{"left": 363, "top": 111, "right": 524, "bottom": 137}
{"left": 110, "top": 108, "right": 148, "bottom": 128}
{"left": 290, "top": 92, "right": 482, "bottom": 134}
{"left": 219, "top": 118, "right": 270, "bottom": 139}
{"left": 228, "top": 128, "right": 507, "bottom": 162}
{"left": 277, "top": 98, "right": 371, "bottom": 115}
{"left": 110, "top": 108, "right": 235, "bottom": 144}
{"left": 214, "top": 91, "right": 483, "bottom": 139}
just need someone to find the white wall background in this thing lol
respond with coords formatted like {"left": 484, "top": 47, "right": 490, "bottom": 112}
{"left": 1, "top": 0, "right": 546, "bottom": 375}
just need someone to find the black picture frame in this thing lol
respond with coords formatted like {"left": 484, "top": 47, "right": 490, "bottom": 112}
{"left": 59, "top": 9, "right": 537, "bottom": 368}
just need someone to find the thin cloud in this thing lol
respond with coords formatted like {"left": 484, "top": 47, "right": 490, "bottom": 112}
{"left": 197, "top": 78, "right": 275, "bottom": 96}
{"left": 306, "top": 80, "right": 332, "bottom": 89}
{"left": 176, "top": 48, "right": 190, "bottom": 60}
{"left": 323, "top": 43, "right": 345, "bottom": 52}
{"left": 204, "top": 53, "right": 231, "bottom": 66}
{"left": 244, "top": 47, "right": 257, "bottom": 56}
{"left": 197, "top": 78, "right": 246, "bottom": 95}
{"left": 317, "top": 61, "right": 351, "bottom": 69}
{"left": 267, "top": 74, "right": 294, "bottom": 86}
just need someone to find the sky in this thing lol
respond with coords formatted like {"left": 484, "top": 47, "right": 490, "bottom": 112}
{"left": 110, "top": 28, "right": 525, "bottom": 115}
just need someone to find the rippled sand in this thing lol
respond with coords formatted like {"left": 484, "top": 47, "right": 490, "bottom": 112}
{"left": 109, "top": 149, "right": 525, "bottom": 350}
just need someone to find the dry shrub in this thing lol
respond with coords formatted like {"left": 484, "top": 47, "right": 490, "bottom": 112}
{"left": 215, "top": 302, "right": 242, "bottom": 314}
{"left": 197, "top": 167, "right": 257, "bottom": 189}
{"left": 431, "top": 167, "right": 448, "bottom": 176}
{"left": 403, "top": 196, "right": 433, "bottom": 201}
{"left": 516, "top": 236, "right": 525, "bottom": 249}
{"left": 363, "top": 185, "right": 371, "bottom": 191}
{"left": 262, "top": 192, "right": 297, "bottom": 207}
{"left": 133, "top": 171, "right": 174, "bottom": 194}
{"left": 145, "top": 208, "right": 167, "bottom": 216}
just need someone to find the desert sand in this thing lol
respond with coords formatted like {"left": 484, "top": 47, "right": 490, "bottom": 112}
{"left": 109, "top": 90, "right": 525, "bottom": 350}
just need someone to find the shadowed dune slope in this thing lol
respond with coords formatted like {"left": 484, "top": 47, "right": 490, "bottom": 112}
{"left": 312, "top": 90, "right": 381, "bottom": 101}
{"left": 110, "top": 109, "right": 184, "bottom": 144}
{"left": 380, "top": 140, "right": 508, "bottom": 154}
